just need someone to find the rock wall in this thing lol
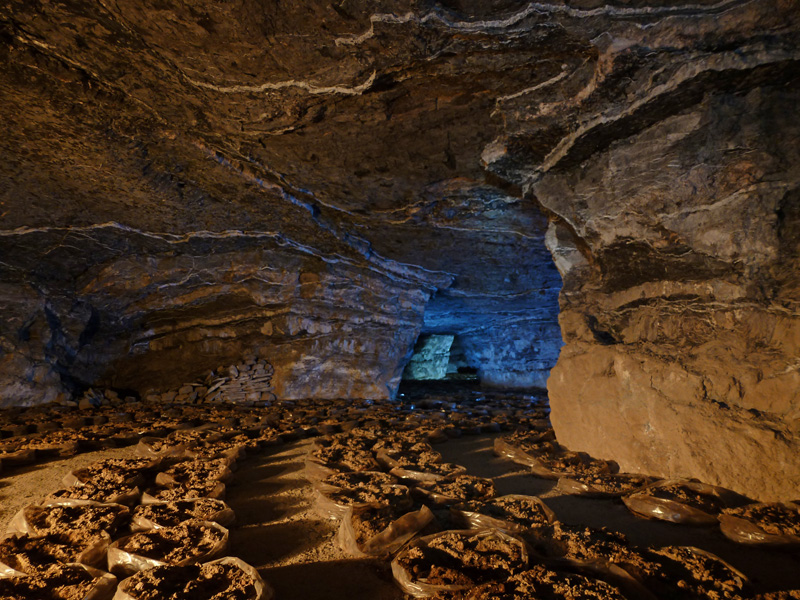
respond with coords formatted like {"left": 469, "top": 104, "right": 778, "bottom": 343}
{"left": 0, "top": 0, "right": 574, "bottom": 403}
{"left": 0, "top": 222, "right": 443, "bottom": 405}
{"left": 393, "top": 182, "right": 563, "bottom": 389}
{"left": 482, "top": 0, "right": 800, "bottom": 500}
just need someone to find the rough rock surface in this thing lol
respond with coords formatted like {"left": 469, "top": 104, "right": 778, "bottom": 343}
{"left": 483, "top": 1, "right": 800, "bottom": 500}
{"left": 0, "top": 0, "right": 563, "bottom": 403}
{"left": 1, "top": 0, "right": 798, "bottom": 499}
{"left": 403, "top": 335, "right": 455, "bottom": 381}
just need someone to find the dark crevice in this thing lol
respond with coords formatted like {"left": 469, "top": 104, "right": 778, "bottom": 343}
{"left": 596, "top": 239, "right": 732, "bottom": 292}
{"left": 585, "top": 314, "right": 618, "bottom": 345}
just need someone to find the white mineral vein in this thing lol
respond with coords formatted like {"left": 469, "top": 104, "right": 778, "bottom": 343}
{"left": 335, "top": 0, "right": 746, "bottom": 46}
{"left": 184, "top": 71, "right": 377, "bottom": 96}
{"left": 0, "top": 221, "right": 453, "bottom": 286}
{"left": 495, "top": 69, "right": 571, "bottom": 103}
{"left": 526, "top": 47, "right": 799, "bottom": 185}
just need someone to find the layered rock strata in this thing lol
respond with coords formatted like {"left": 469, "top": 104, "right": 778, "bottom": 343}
{"left": 0, "top": 0, "right": 565, "bottom": 403}
{"left": 1, "top": 0, "right": 798, "bottom": 501}
{"left": 479, "top": 0, "right": 800, "bottom": 500}
{"left": 0, "top": 221, "right": 443, "bottom": 404}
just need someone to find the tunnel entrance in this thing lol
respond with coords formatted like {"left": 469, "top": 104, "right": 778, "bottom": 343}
{"left": 444, "top": 336, "right": 479, "bottom": 381}
{"left": 401, "top": 334, "right": 479, "bottom": 382}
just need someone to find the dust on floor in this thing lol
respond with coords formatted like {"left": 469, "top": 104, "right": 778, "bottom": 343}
{"left": 2, "top": 434, "right": 800, "bottom": 599}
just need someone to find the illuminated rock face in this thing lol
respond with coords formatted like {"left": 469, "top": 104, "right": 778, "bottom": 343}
{"left": 0, "top": 0, "right": 563, "bottom": 403}
{"left": 539, "top": 87, "right": 800, "bottom": 501}
{"left": 403, "top": 335, "right": 454, "bottom": 381}
{"left": 0, "top": 224, "right": 444, "bottom": 403}
{"left": 1, "top": 0, "right": 798, "bottom": 498}
{"left": 478, "top": 1, "right": 800, "bottom": 500}
{"left": 541, "top": 89, "right": 800, "bottom": 501}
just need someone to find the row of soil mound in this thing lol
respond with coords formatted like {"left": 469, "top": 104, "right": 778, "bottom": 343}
{"left": 1, "top": 380, "right": 798, "bottom": 598}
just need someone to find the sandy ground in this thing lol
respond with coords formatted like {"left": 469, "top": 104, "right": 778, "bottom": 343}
{"left": 226, "top": 440, "right": 403, "bottom": 600}
{"left": 437, "top": 435, "right": 800, "bottom": 594}
{"left": 1, "top": 434, "right": 800, "bottom": 597}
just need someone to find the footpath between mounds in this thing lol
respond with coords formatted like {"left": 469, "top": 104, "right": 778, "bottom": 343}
{"left": 0, "top": 389, "right": 798, "bottom": 599}
{"left": 303, "top": 414, "right": 800, "bottom": 600}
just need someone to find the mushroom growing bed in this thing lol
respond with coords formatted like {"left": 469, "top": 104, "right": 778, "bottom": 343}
{"left": 0, "top": 383, "right": 798, "bottom": 600}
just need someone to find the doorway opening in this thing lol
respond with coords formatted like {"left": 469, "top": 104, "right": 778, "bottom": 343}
{"left": 401, "top": 334, "right": 479, "bottom": 382}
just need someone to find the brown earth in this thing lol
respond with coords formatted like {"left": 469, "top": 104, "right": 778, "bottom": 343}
{"left": 1, "top": 435, "right": 800, "bottom": 598}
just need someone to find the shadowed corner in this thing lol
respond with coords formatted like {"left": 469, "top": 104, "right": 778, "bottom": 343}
{"left": 260, "top": 558, "right": 404, "bottom": 600}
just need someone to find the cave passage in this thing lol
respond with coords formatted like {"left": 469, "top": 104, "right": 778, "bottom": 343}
{"left": 402, "top": 334, "right": 457, "bottom": 381}
{"left": 0, "top": 0, "right": 798, "bottom": 598}
{"left": 402, "top": 333, "right": 479, "bottom": 382}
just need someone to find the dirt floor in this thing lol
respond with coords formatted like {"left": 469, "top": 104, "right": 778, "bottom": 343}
{"left": 2, "top": 433, "right": 799, "bottom": 598}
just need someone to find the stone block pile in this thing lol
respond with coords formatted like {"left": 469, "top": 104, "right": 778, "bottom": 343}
{"left": 144, "top": 354, "right": 276, "bottom": 406}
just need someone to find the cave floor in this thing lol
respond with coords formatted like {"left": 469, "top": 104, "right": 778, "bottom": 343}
{"left": 1, "top": 428, "right": 799, "bottom": 598}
